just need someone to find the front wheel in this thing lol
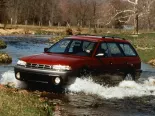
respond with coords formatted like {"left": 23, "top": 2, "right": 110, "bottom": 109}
{"left": 124, "top": 73, "right": 135, "bottom": 81}
{"left": 79, "top": 68, "right": 91, "bottom": 77}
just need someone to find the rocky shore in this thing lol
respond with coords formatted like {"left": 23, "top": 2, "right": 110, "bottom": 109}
{"left": 0, "top": 40, "right": 12, "bottom": 64}
{"left": 0, "top": 53, "right": 12, "bottom": 64}
{"left": 0, "top": 40, "right": 7, "bottom": 49}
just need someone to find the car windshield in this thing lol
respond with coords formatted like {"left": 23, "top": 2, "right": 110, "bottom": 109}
{"left": 47, "top": 39, "right": 96, "bottom": 56}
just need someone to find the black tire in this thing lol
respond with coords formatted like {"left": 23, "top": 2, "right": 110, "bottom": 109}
{"left": 79, "top": 67, "right": 91, "bottom": 77}
{"left": 124, "top": 73, "right": 135, "bottom": 81}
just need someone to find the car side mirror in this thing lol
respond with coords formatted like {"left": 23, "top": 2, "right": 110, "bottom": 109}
{"left": 96, "top": 53, "right": 104, "bottom": 57}
{"left": 44, "top": 48, "right": 49, "bottom": 52}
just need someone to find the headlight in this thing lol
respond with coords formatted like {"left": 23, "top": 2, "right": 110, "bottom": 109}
{"left": 54, "top": 77, "right": 61, "bottom": 85}
{"left": 17, "top": 60, "right": 27, "bottom": 66}
{"left": 53, "top": 65, "right": 71, "bottom": 71}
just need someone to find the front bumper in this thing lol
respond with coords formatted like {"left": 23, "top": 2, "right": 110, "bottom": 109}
{"left": 14, "top": 65, "right": 77, "bottom": 85}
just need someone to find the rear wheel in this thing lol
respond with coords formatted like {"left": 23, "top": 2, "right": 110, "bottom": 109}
{"left": 124, "top": 73, "right": 135, "bottom": 81}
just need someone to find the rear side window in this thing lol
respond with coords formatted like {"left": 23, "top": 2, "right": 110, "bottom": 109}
{"left": 107, "top": 43, "right": 123, "bottom": 57}
{"left": 119, "top": 43, "right": 137, "bottom": 56}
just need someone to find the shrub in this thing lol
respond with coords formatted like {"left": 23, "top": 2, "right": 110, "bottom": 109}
{"left": 66, "top": 28, "right": 73, "bottom": 35}
{"left": 0, "top": 40, "right": 7, "bottom": 49}
{"left": 0, "top": 53, "right": 12, "bottom": 64}
{"left": 77, "top": 27, "right": 81, "bottom": 35}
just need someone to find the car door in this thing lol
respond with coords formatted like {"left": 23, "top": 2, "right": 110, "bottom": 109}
{"left": 107, "top": 42, "right": 126, "bottom": 80}
{"left": 119, "top": 43, "right": 141, "bottom": 75}
{"left": 92, "top": 42, "right": 115, "bottom": 82}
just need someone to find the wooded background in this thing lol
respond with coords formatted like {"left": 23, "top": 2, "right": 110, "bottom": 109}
{"left": 0, "top": 0, "right": 155, "bottom": 30}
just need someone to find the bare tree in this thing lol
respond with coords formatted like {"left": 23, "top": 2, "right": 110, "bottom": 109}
{"left": 104, "top": 0, "right": 139, "bottom": 33}
{"left": 138, "top": 0, "right": 155, "bottom": 30}
{"left": 0, "top": 0, "right": 9, "bottom": 28}
{"left": 0, "top": 0, "right": 155, "bottom": 31}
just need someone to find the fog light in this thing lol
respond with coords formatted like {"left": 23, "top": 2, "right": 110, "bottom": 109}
{"left": 54, "top": 77, "right": 61, "bottom": 85}
{"left": 16, "top": 72, "right": 20, "bottom": 79}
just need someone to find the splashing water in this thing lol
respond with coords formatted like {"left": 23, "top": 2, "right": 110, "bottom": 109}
{"left": 1, "top": 70, "right": 155, "bottom": 99}
{"left": 68, "top": 77, "right": 155, "bottom": 99}
{"left": 0, "top": 70, "right": 27, "bottom": 88}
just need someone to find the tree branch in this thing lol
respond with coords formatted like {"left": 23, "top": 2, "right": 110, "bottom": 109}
{"left": 105, "top": 10, "right": 135, "bottom": 25}
{"left": 127, "top": 0, "right": 138, "bottom": 5}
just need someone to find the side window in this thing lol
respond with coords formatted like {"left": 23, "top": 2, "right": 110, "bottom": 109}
{"left": 107, "top": 43, "right": 123, "bottom": 57}
{"left": 69, "top": 40, "right": 82, "bottom": 53}
{"left": 68, "top": 40, "right": 96, "bottom": 56}
{"left": 49, "top": 39, "right": 70, "bottom": 53}
{"left": 96, "top": 43, "right": 109, "bottom": 57}
{"left": 83, "top": 41, "right": 90, "bottom": 50}
{"left": 119, "top": 43, "right": 137, "bottom": 56}
{"left": 84, "top": 42, "right": 96, "bottom": 53}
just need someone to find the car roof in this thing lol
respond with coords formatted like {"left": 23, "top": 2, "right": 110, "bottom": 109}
{"left": 65, "top": 35, "right": 130, "bottom": 43}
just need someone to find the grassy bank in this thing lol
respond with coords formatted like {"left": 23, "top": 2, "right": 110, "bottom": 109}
{"left": 0, "top": 86, "right": 53, "bottom": 116}
{"left": 130, "top": 33, "right": 155, "bottom": 63}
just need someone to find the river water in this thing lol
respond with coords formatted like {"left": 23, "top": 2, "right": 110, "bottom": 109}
{"left": 1, "top": 36, "right": 155, "bottom": 116}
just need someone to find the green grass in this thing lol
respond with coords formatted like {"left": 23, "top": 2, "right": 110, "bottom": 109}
{"left": 125, "top": 33, "right": 155, "bottom": 63}
{"left": 0, "top": 87, "right": 53, "bottom": 116}
{"left": 137, "top": 49, "right": 155, "bottom": 62}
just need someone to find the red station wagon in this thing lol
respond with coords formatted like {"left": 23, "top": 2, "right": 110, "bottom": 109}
{"left": 14, "top": 35, "right": 142, "bottom": 88}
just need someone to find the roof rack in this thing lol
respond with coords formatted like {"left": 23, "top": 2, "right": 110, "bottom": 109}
{"left": 75, "top": 34, "right": 125, "bottom": 40}
{"left": 75, "top": 34, "right": 102, "bottom": 38}
{"left": 102, "top": 36, "right": 126, "bottom": 40}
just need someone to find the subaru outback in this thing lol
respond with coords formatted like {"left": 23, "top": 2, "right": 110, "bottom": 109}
{"left": 14, "top": 35, "right": 142, "bottom": 87}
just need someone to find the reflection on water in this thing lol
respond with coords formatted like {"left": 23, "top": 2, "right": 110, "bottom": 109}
{"left": 0, "top": 36, "right": 155, "bottom": 116}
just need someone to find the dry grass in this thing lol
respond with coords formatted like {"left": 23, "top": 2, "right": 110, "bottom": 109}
{"left": 0, "top": 24, "right": 134, "bottom": 35}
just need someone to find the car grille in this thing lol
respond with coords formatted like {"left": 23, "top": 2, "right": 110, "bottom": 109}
{"left": 26, "top": 63, "right": 53, "bottom": 70}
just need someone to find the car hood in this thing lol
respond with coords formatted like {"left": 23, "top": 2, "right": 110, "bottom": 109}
{"left": 20, "top": 53, "right": 85, "bottom": 66}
